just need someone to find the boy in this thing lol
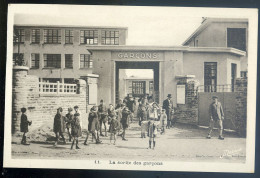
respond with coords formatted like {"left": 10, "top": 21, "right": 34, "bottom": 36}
{"left": 160, "top": 109, "right": 167, "bottom": 134}
{"left": 71, "top": 106, "right": 82, "bottom": 149}
{"left": 53, "top": 107, "right": 66, "bottom": 146}
{"left": 20, "top": 107, "right": 32, "bottom": 145}
{"left": 109, "top": 115, "right": 119, "bottom": 145}
{"left": 98, "top": 99, "right": 108, "bottom": 137}
{"left": 65, "top": 107, "right": 73, "bottom": 142}
{"left": 121, "top": 107, "right": 131, "bottom": 141}
{"left": 147, "top": 120, "right": 160, "bottom": 149}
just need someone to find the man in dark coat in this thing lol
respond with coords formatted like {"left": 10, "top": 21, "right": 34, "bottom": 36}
{"left": 20, "top": 107, "right": 32, "bottom": 145}
{"left": 162, "top": 94, "right": 174, "bottom": 129}
{"left": 98, "top": 99, "right": 108, "bottom": 136}
{"left": 85, "top": 106, "right": 102, "bottom": 145}
{"left": 53, "top": 107, "right": 66, "bottom": 146}
{"left": 207, "top": 96, "right": 225, "bottom": 140}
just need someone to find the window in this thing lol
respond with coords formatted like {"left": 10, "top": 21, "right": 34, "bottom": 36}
{"left": 80, "top": 30, "right": 98, "bottom": 44}
{"left": 227, "top": 28, "right": 246, "bottom": 51}
{"left": 44, "top": 29, "right": 61, "bottom": 44}
{"left": 65, "top": 30, "right": 73, "bottom": 44}
{"left": 132, "top": 81, "right": 146, "bottom": 97}
{"left": 64, "top": 78, "right": 75, "bottom": 84}
{"left": 42, "top": 78, "right": 61, "bottom": 83}
{"left": 32, "top": 29, "right": 40, "bottom": 43}
{"left": 31, "top": 53, "right": 40, "bottom": 69}
{"left": 241, "top": 71, "right": 247, "bottom": 78}
{"left": 204, "top": 62, "right": 217, "bottom": 92}
{"left": 101, "top": 30, "right": 119, "bottom": 45}
{"left": 13, "top": 29, "right": 25, "bottom": 43}
{"left": 80, "top": 54, "right": 93, "bottom": 68}
{"left": 149, "top": 81, "right": 154, "bottom": 93}
{"left": 43, "top": 54, "right": 61, "bottom": 68}
{"left": 65, "top": 54, "right": 73, "bottom": 68}
{"left": 13, "top": 53, "right": 24, "bottom": 65}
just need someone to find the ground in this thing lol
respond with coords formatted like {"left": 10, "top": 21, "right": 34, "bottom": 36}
{"left": 12, "top": 121, "right": 246, "bottom": 163}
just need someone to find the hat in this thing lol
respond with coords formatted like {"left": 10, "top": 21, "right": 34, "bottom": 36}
{"left": 57, "top": 107, "right": 63, "bottom": 112}
{"left": 167, "top": 94, "right": 172, "bottom": 98}
{"left": 68, "top": 107, "right": 73, "bottom": 112}
{"left": 90, "top": 106, "right": 96, "bottom": 111}
{"left": 74, "top": 105, "right": 79, "bottom": 109}
{"left": 21, "top": 107, "right": 26, "bottom": 113}
{"left": 212, "top": 96, "right": 218, "bottom": 99}
{"left": 100, "top": 99, "right": 104, "bottom": 102}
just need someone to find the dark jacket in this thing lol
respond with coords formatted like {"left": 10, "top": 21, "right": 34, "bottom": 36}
{"left": 109, "top": 118, "right": 120, "bottom": 133}
{"left": 65, "top": 113, "right": 74, "bottom": 128}
{"left": 209, "top": 102, "right": 224, "bottom": 121}
{"left": 98, "top": 104, "right": 108, "bottom": 121}
{"left": 121, "top": 110, "right": 131, "bottom": 129}
{"left": 71, "top": 113, "right": 82, "bottom": 137}
{"left": 20, "top": 113, "right": 30, "bottom": 133}
{"left": 126, "top": 100, "right": 135, "bottom": 112}
{"left": 53, "top": 113, "right": 66, "bottom": 133}
{"left": 163, "top": 99, "right": 174, "bottom": 120}
{"left": 88, "top": 111, "right": 99, "bottom": 132}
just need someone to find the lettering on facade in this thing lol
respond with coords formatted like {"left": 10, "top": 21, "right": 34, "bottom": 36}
{"left": 117, "top": 52, "right": 158, "bottom": 59}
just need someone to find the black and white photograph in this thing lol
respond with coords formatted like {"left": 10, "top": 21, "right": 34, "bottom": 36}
{"left": 3, "top": 4, "right": 258, "bottom": 172}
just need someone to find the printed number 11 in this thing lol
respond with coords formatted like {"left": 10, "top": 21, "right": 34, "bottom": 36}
{"left": 95, "top": 160, "right": 100, "bottom": 164}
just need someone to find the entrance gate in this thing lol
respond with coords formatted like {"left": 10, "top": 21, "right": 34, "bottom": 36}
{"left": 198, "top": 89, "right": 239, "bottom": 130}
{"left": 115, "top": 61, "right": 160, "bottom": 103}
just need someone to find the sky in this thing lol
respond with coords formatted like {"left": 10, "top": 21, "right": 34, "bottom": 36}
{"left": 11, "top": 4, "right": 252, "bottom": 77}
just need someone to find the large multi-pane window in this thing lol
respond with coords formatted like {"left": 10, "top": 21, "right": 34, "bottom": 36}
{"left": 101, "top": 31, "right": 119, "bottom": 45}
{"left": 44, "top": 29, "right": 61, "bottom": 44}
{"left": 13, "top": 29, "right": 25, "bottom": 43}
{"left": 32, "top": 29, "right": 40, "bottom": 43}
{"left": 80, "top": 54, "right": 93, "bottom": 68}
{"left": 132, "top": 81, "right": 146, "bottom": 97}
{"left": 204, "top": 62, "right": 217, "bottom": 92}
{"left": 65, "top": 54, "right": 73, "bottom": 68}
{"left": 31, "top": 53, "right": 40, "bottom": 69}
{"left": 80, "top": 30, "right": 98, "bottom": 44}
{"left": 65, "top": 30, "right": 73, "bottom": 44}
{"left": 43, "top": 54, "right": 61, "bottom": 68}
{"left": 13, "top": 53, "right": 24, "bottom": 65}
{"left": 227, "top": 28, "right": 246, "bottom": 51}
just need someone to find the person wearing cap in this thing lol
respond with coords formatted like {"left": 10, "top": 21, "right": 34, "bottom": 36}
{"left": 98, "top": 99, "right": 108, "bottom": 137}
{"left": 71, "top": 105, "right": 82, "bottom": 149}
{"left": 148, "top": 102, "right": 160, "bottom": 121}
{"left": 207, "top": 96, "right": 225, "bottom": 140}
{"left": 53, "top": 107, "right": 66, "bottom": 146}
{"left": 20, "top": 107, "right": 32, "bottom": 145}
{"left": 121, "top": 107, "right": 131, "bottom": 141}
{"left": 65, "top": 107, "right": 73, "bottom": 142}
{"left": 85, "top": 106, "right": 101, "bottom": 145}
{"left": 163, "top": 94, "right": 174, "bottom": 129}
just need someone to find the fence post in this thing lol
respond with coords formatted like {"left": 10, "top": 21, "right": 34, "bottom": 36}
{"left": 57, "top": 81, "right": 59, "bottom": 94}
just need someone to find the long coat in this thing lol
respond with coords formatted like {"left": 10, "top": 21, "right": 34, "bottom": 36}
{"left": 53, "top": 113, "right": 66, "bottom": 133}
{"left": 163, "top": 99, "right": 174, "bottom": 121}
{"left": 71, "top": 113, "right": 82, "bottom": 137}
{"left": 20, "top": 113, "right": 29, "bottom": 133}
{"left": 88, "top": 111, "right": 99, "bottom": 132}
{"left": 209, "top": 102, "right": 224, "bottom": 121}
{"left": 121, "top": 110, "right": 131, "bottom": 129}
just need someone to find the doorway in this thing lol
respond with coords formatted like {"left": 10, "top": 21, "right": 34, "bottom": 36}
{"left": 115, "top": 61, "right": 160, "bottom": 103}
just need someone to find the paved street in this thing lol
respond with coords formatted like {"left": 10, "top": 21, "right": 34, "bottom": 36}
{"left": 12, "top": 121, "right": 246, "bottom": 163}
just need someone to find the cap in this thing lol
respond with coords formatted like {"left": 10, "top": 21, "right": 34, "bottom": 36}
{"left": 74, "top": 105, "right": 79, "bottom": 109}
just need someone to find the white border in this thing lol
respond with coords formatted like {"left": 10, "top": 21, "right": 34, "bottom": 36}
{"left": 4, "top": 4, "right": 258, "bottom": 173}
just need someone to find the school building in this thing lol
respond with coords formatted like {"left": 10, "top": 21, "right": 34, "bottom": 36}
{"left": 13, "top": 18, "right": 247, "bottom": 107}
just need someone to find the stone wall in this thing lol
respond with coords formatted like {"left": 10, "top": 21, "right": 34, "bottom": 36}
{"left": 235, "top": 77, "right": 247, "bottom": 136}
{"left": 174, "top": 76, "right": 200, "bottom": 125}
{"left": 12, "top": 67, "right": 87, "bottom": 134}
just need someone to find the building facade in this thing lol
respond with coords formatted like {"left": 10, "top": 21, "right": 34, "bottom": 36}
{"left": 13, "top": 20, "right": 246, "bottom": 107}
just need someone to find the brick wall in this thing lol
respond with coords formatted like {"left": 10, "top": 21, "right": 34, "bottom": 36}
{"left": 235, "top": 77, "right": 247, "bottom": 136}
{"left": 12, "top": 67, "right": 87, "bottom": 134}
{"left": 174, "top": 77, "right": 200, "bottom": 125}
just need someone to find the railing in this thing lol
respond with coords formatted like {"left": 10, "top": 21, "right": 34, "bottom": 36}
{"left": 197, "top": 85, "right": 235, "bottom": 93}
{"left": 39, "top": 81, "right": 77, "bottom": 94}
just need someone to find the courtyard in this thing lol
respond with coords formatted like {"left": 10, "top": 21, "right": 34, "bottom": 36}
{"left": 11, "top": 121, "right": 246, "bottom": 163}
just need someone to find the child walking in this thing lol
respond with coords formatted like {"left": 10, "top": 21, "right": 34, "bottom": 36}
{"left": 53, "top": 107, "right": 66, "bottom": 146}
{"left": 20, "top": 107, "right": 32, "bottom": 145}
{"left": 65, "top": 107, "right": 73, "bottom": 142}
{"left": 148, "top": 120, "right": 160, "bottom": 149}
{"left": 71, "top": 106, "right": 82, "bottom": 149}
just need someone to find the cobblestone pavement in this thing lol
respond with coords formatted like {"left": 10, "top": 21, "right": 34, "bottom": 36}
{"left": 12, "top": 121, "right": 246, "bottom": 163}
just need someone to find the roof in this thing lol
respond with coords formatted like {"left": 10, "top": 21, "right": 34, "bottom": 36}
{"left": 14, "top": 24, "right": 128, "bottom": 30}
{"left": 182, "top": 18, "right": 248, "bottom": 46}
